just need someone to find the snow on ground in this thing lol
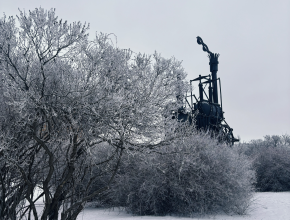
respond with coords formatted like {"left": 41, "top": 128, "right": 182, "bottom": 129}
{"left": 76, "top": 192, "right": 290, "bottom": 220}
{"left": 28, "top": 192, "right": 290, "bottom": 220}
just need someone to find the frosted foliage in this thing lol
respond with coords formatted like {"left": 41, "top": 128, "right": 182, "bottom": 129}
{"left": 0, "top": 8, "right": 188, "bottom": 220}
{"left": 239, "top": 134, "right": 290, "bottom": 192}
{"left": 101, "top": 132, "right": 255, "bottom": 216}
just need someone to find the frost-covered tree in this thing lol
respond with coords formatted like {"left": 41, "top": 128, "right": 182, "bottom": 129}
{"left": 0, "top": 8, "right": 187, "bottom": 220}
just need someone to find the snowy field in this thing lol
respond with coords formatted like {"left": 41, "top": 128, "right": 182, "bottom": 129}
{"left": 28, "top": 192, "right": 289, "bottom": 220}
{"left": 75, "top": 192, "right": 290, "bottom": 220}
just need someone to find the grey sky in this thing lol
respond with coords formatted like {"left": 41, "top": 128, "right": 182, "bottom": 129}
{"left": 1, "top": 0, "right": 289, "bottom": 142}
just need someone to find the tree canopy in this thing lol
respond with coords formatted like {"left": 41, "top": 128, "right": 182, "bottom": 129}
{"left": 0, "top": 8, "right": 188, "bottom": 220}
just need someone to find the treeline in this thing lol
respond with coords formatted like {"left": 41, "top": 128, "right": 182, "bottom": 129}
{"left": 239, "top": 134, "right": 290, "bottom": 192}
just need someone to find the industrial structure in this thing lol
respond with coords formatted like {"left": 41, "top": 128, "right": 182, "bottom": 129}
{"left": 173, "top": 36, "right": 239, "bottom": 144}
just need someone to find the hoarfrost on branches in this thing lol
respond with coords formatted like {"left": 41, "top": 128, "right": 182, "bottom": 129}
{"left": 0, "top": 7, "right": 188, "bottom": 220}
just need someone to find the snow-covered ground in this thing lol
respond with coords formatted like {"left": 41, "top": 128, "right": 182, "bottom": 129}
{"left": 76, "top": 192, "right": 290, "bottom": 220}
{"left": 27, "top": 192, "right": 290, "bottom": 220}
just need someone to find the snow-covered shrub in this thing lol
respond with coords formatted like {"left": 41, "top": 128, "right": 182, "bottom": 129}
{"left": 241, "top": 135, "right": 290, "bottom": 192}
{"left": 104, "top": 132, "right": 255, "bottom": 216}
{"left": 255, "top": 147, "right": 290, "bottom": 191}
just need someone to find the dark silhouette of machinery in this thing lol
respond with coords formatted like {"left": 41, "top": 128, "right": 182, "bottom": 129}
{"left": 173, "top": 36, "right": 239, "bottom": 144}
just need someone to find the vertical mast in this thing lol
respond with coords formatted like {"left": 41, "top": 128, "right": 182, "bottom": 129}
{"left": 209, "top": 53, "right": 219, "bottom": 104}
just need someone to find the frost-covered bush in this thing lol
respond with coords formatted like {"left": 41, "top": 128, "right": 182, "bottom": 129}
{"left": 254, "top": 146, "right": 290, "bottom": 191}
{"left": 104, "top": 132, "right": 255, "bottom": 216}
{"left": 241, "top": 135, "right": 290, "bottom": 192}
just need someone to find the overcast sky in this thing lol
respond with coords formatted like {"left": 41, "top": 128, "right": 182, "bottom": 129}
{"left": 1, "top": 0, "right": 289, "bottom": 142}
